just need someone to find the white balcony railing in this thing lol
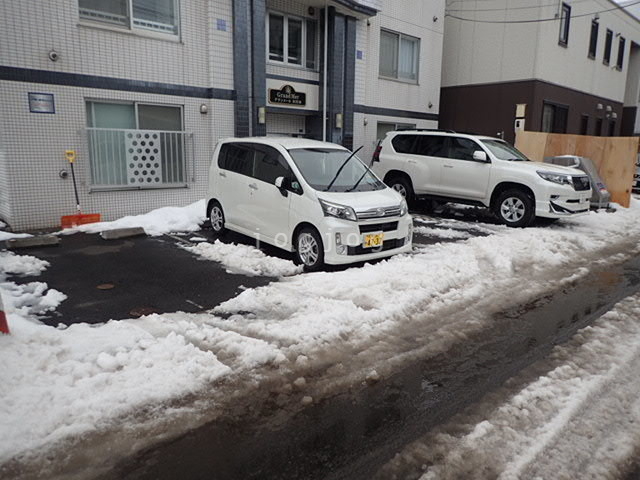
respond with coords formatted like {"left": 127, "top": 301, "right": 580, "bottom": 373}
{"left": 86, "top": 128, "right": 192, "bottom": 190}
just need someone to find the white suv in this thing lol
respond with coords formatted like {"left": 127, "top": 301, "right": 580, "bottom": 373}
{"left": 207, "top": 137, "right": 412, "bottom": 271}
{"left": 372, "top": 130, "right": 592, "bottom": 227}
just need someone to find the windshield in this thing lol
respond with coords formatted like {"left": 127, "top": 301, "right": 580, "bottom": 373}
{"left": 288, "top": 148, "right": 385, "bottom": 192}
{"left": 482, "top": 139, "right": 529, "bottom": 161}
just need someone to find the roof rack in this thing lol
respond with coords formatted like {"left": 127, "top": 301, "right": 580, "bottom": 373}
{"left": 393, "top": 128, "right": 456, "bottom": 133}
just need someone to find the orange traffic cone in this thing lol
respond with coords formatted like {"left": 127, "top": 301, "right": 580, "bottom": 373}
{"left": 0, "top": 291, "right": 9, "bottom": 335}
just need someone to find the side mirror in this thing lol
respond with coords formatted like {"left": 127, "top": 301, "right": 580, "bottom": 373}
{"left": 275, "top": 176, "right": 285, "bottom": 188}
{"left": 275, "top": 176, "right": 289, "bottom": 197}
{"left": 473, "top": 150, "right": 488, "bottom": 162}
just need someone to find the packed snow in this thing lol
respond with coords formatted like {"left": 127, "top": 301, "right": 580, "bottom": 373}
{"left": 185, "top": 240, "right": 302, "bottom": 277}
{"left": 2, "top": 198, "right": 640, "bottom": 477}
{"left": 62, "top": 200, "right": 206, "bottom": 236}
{"left": 0, "top": 231, "right": 32, "bottom": 241}
{"left": 374, "top": 292, "right": 640, "bottom": 480}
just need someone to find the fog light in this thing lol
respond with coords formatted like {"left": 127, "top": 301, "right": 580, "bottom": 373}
{"left": 337, "top": 245, "right": 347, "bottom": 255}
{"left": 405, "top": 223, "right": 413, "bottom": 243}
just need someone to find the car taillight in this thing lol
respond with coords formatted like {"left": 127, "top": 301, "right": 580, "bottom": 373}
{"left": 372, "top": 144, "right": 382, "bottom": 163}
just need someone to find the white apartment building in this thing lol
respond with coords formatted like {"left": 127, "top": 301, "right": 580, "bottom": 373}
{"left": 440, "top": 0, "right": 640, "bottom": 144}
{"left": 0, "top": 0, "right": 444, "bottom": 231}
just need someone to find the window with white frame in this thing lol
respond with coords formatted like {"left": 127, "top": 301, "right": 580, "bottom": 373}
{"left": 376, "top": 122, "right": 416, "bottom": 142}
{"left": 268, "top": 12, "right": 318, "bottom": 69}
{"left": 379, "top": 29, "right": 420, "bottom": 83}
{"left": 86, "top": 101, "right": 186, "bottom": 188}
{"left": 79, "top": 0, "right": 179, "bottom": 36}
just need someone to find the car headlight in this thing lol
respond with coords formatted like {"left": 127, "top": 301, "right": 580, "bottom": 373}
{"left": 319, "top": 199, "right": 357, "bottom": 221}
{"left": 400, "top": 198, "right": 408, "bottom": 216}
{"left": 537, "top": 171, "right": 573, "bottom": 186}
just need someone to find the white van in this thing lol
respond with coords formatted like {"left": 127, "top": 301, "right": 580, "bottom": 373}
{"left": 206, "top": 137, "right": 413, "bottom": 271}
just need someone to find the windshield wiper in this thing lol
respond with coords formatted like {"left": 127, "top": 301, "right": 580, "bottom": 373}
{"left": 324, "top": 146, "right": 363, "bottom": 192}
{"left": 346, "top": 146, "right": 375, "bottom": 192}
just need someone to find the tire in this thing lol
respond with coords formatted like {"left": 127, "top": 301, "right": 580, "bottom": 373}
{"left": 494, "top": 189, "right": 535, "bottom": 227}
{"left": 387, "top": 176, "right": 414, "bottom": 204}
{"left": 208, "top": 201, "right": 227, "bottom": 236}
{"left": 294, "top": 227, "right": 325, "bottom": 272}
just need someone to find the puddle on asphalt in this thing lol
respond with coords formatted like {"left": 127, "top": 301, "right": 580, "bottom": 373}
{"left": 106, "top": 255, "right": 640, "bottom": 480}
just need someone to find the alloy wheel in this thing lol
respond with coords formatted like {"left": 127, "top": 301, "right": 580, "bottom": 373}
{"left": 500, "top": 197, "right": 525, "bottom": 223}
{"left": 298, "top": 232, "right": 319, "bottom": 266}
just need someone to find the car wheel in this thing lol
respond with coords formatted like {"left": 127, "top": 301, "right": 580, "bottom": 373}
{"left": 209, "top": 201, "right": 227, "bottom": 236}
{"left": 494, "top": 189, "right": 535, "bottom": 227}
{"left": 295, "top": 227, "right": 324, "bottom": 272}
{"left": 388, "top": 176, "right": 414, "bottom": 203}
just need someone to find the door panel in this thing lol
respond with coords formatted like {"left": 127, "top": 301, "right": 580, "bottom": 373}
{"left": 249, "top": 145, "right": 293, "bottom": 244}
{"left": 440, "top": 137, "right": 491, "bottom": 199}
{"left": 406, "top": 135, "right": 447, "bottom": 194}
{"left": 217, "top": 143, "right": 254, "bottom": 229}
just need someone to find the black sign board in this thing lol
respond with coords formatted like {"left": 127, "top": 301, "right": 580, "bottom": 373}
{"left": 268, "top": 85, "right": 306, "bottom": 106}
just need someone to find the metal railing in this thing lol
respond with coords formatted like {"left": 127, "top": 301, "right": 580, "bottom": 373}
{"left": 86, "top": 128, "right": 192, "bottom": 190}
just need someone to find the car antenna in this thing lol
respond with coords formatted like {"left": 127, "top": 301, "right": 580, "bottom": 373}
{"left": 324, "top": 145, "right": 364, "bottom": 192}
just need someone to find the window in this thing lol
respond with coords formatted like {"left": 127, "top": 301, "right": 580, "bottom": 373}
{"left": 604, "top": 29, "right": 613, "bottom": 65}
{"left": 415, "top": 136, "right": 448, "bottom": 158}
{"left": 253, "top": 145, "right": 291, "bottom": 184}
{"left": 558, "top": 3, "right": 571, "bottom": 46}
{"left": 448, "top": 137, "right": 482, "bottom": 161}
{"left": 617, "top": 36, "right": 626, "bottom": 70}
{"left": 79, "top": 0, "right": 179, "bottom": 35}
{"left": 580, "top": 115, "right": 589, "bottom": 135}
{"left": 595, "top": 118, "right": 603, "bottom": 136}
{"left": 376, "top": 122, "right": 415, "bottom": 141}
{"left": 542, "top": 102, "right": 568, "bottom": 133}
{"left": 588, "top": 20, "right": 599, "bottom": 59}
{"left": 268, "top": 12, "right": 318, "bottom": 69}
{"left": 391, "top": 135, "right": 417, "bottom": 154}
{"left": 219, "top": 144, "right": 253, "bottom": 176}
{"left": 86, "top": 101, "right": 184, "bottom": 188}
{"left": 379, "top": 29, "right": 420, "bottom": 82}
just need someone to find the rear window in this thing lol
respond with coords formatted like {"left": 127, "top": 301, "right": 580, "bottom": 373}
{"left": 391, "top": 135, "right": 416, "bottom": 154}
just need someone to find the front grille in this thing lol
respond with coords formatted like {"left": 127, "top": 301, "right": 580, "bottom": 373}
{"left": 572, "top": 176, "right": 590, "bottom": 191}
{"left": 347, "top": 238, "right": 405, "bottom": 255}
{"left": 359, "top": 221, "right": 399, "bottom": 234}
{"left": 356, "top": 206, "right": 402, "bottom": 220}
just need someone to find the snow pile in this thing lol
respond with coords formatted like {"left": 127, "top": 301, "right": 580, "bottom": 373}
{"left": 0, "top": 231, "right": 32, "bottom": 241}
{"left": 413, "top": 225, "right": 473, "bottom": 240}
{"left": 63, "top": 200, "right": 206, "bottom": 236}
{"left": 186, "top": 240, "right": 302, "bottom": 277}
{"left": 374, "top": 292, "right": 640, "bottom": 480}
{"left": 0, "top": 251, "right": 50, "bottom": 276}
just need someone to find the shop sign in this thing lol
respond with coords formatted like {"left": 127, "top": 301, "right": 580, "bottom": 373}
{"left": 28, "top": 93, "right": 55, "bottom": 114}
{"left": 268, "top": 85, "right": 306, "bottom": 107}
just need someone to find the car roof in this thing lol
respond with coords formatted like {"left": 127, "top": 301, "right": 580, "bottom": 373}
{"left": 219, "top": 136, "right": 348, "bottom": 151}
{"left": 386, "top": 131, "right": 503, "bottom": 142}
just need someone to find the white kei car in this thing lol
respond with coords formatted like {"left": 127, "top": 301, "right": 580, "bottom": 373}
{"left": 206, "top": 137, "right": 413, "bottom": 271}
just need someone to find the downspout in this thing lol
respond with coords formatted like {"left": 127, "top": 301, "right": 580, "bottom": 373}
{"left": 323, "top": 0, "right": 328, "bottom": 142}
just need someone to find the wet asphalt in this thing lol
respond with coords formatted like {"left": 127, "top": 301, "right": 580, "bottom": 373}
{"left": 105, "top": 248, "right": 640, "bottom": 479}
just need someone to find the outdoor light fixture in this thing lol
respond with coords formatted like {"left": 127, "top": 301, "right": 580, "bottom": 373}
{"left": 363, "top": 117, "right": 368, "bottom": 126}
{"left": 200, "top": 104, "right": 208, "bottom": 114}
{"left": 257, "top": 106, "right": 266, "bottom": 124}
{"left": 606, "top": 105, "right": 612, "bottom": 112}
{"left": 596, "top": 103, "right": 603, "bottom": 110}
{"left": 612, "top": 112, "right": 618, "bottom": 119}
{"left": 336, "top": 113, "right": 343, "bottom": 129}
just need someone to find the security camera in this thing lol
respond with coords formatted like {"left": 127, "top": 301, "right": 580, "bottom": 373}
{"left": 48, "top": 50, "right": 59, "bottom": 62}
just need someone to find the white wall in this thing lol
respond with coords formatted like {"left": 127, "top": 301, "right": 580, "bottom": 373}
{"left": 443, "top": 0, "right": 640, "bottom": 103}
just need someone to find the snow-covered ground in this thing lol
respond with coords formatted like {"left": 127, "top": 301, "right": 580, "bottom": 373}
{"left": 374, "top": 292, "right": 640, "bottom": 480}
{"left": 2, "top": 200, "right": 640, "bottom": 478}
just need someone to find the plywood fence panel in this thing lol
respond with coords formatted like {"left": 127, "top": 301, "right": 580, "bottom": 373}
{"left": 515, "top": 131, "right": 637, "bottom": 207}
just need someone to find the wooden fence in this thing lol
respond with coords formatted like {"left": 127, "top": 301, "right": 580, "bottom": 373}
{"left": 515, "top": 131, "right": 638, "bottom": 207}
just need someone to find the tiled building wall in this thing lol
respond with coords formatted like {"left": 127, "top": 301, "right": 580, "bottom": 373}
{"left": 1, "top": 80, "right": 233, "bottom": 230}
{"left": 0, "top": 0, "right": 237, "bottom": 230}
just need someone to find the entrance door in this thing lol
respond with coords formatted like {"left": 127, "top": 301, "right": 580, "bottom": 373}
{"left": 266, "top": 113, "right": 306, "bottom": 137}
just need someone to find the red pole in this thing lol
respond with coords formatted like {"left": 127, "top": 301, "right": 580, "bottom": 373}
{"left": 0, "top": 291, "right": 9, "bottom": 335}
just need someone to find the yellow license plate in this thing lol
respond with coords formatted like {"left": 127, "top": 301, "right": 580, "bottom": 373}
{"left": 363, "top": 232, "right": 384, "bottom": 248}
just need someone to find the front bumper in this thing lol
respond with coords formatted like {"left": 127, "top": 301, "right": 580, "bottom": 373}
{"left": 321, "top": 214, "right": 413, "bottom": 265}
{"left": 535, "top": 185, "right": 592, "bottom": 218}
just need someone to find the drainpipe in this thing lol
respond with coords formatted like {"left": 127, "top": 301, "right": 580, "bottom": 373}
{"left": 323, "top": 0, "right": 328, "bottom": 142}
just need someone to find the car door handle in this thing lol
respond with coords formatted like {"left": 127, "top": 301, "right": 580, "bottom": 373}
{"left": 219, "top": 171, "right": 226, "bottom": 177}
{"left": 443, "top": 164, "right": 454, "bottom": 168}
{"left": 407, "top": 159, "right": 417, "bottom": 164}
{"left": 248, "top": 183, "right": 258, "bottom": 190}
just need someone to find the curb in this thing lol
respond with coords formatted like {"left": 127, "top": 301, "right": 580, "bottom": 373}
{"left": 6, "top": 235, "right": 60, "bottom": 249}
{"left": 100, "top": 227, "right": 146, "bottom": 240}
